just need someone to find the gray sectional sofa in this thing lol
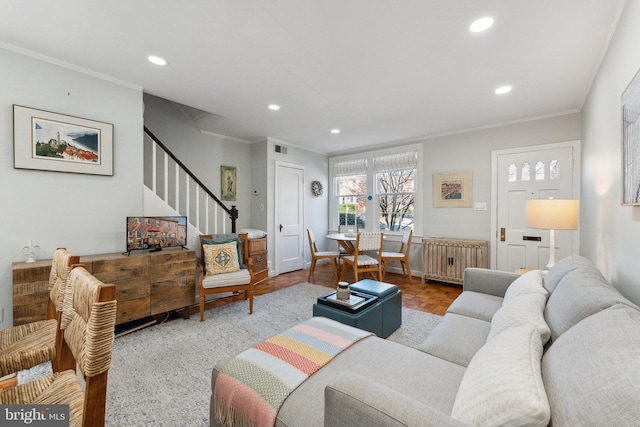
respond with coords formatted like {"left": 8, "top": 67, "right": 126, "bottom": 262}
{"left": 210, "top": 255, "right": 640, "bottom": 426}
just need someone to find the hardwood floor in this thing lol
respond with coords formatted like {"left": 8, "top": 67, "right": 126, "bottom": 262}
{"left": 196, "top": 262, "right": 462, "bottom": 317}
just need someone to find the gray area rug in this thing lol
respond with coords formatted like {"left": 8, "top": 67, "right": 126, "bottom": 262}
{"left": 19, "top": 282, "right": 441, "bottom": 426}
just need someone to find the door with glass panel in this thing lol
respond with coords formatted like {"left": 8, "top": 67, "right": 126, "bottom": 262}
{"left": 494, "top": 142, "right": 580, "bottom": 271}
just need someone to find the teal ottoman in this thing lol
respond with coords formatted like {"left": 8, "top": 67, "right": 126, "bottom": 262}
{"left": 349, "top": 279, "right": 402, "bottom": 338}
{"left": 312, "top": 300, "right": 383, "bottom": 337}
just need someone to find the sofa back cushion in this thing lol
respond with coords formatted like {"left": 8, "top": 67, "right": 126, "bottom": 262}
{"left": 544, "top": 266, "right": 637, "bottom": 341}
{"left": 489, "top": 292, "right": 550, "bottom": 344}
{"left": 542, "top": 304, "right": 640, "bottom": 426}
{"left": 544, "top": 255, "right": 596, "bottom": 294}
{"left": 451, "top": 325, "right": 550, "bottom": 427}
{"left": 503, "top": 269, "right": 548, "bottom": 302}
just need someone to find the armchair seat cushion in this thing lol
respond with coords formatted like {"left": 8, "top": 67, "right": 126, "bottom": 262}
{"left": 201, "top": 268, "right": 251, "bottom": 289}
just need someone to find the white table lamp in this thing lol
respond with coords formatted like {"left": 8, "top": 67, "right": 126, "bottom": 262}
{"left": 525, "top": 198, "right": 579, "bottom": 269}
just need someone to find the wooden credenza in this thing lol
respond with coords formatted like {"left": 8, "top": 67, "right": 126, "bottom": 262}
{"left": 422, "top": 237, "right": 488, "bottom": 285}
{"left": 12, "top": 249, "right": 196, "bottom": 326}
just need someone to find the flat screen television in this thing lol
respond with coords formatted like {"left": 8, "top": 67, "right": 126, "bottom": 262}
{"left": 126, "top": 216, "right": 187, "bottom": 254}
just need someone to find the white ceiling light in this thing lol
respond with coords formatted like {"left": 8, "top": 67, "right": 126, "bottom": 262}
{"left": 495, "top": 85, "right": 513, "bottom": 95}
{"left": 147, "top": 55, "right": 167, "bottom": 66}
{"left": 470, "top": 16, "right": 494, "bottom": 33}
{"left": 331, "top": 129, "right": 340, "bottom": 134}
{"left": 268, "top": 104, "right": 280, "bottom": 111}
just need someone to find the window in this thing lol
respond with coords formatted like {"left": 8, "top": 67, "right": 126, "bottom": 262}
{"left": 508, "top": 163, "right": 517, "bottom": 182}
{"left": 521, "top": 162, "right": 531, "bottom": 181}
{"left": 550, "top": 160, "right": 560, "bottom": 180}
{"left": 535, "top": 160, "right": 545, "bottom": 180}
{"left": 374, "top": 152, "right": 416, "bottom": 231}
{"left": 333, "top": 159, "right": 367, "bottom": 229}
{"left": 330, "top": 144, "right": 422, "bottom": 234}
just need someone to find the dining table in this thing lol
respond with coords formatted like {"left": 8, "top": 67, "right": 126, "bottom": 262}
{"left": 326, "top": 232, "right": 385, "bottom": 255}
{"left": 326, "top": 232, "right": 359, "bottom": 255}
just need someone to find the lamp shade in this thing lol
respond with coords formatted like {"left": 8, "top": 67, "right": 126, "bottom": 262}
{"left": 525, "top": 199, "right": 579, "bottom": 230}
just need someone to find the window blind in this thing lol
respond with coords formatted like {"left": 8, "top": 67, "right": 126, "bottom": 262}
{"left": 333, "top": 158, "right": 367, "bottom": 176}
{"left": 373, "top": 151, "right": 417, "bottom": 173}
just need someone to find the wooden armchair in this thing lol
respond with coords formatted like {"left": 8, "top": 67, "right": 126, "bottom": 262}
{"left": 0, "top": 265, "right": 117, "bottom": 427}
{"left": 198, "top": 233, "right": 254, "bottom": 321}
{"left": 0, "top": 248, "right": 79, "bottom": 378}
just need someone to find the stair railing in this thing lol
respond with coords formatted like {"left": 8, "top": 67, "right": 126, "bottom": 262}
{"left": 143, "top": 126, "right": 238, "bottom": 234}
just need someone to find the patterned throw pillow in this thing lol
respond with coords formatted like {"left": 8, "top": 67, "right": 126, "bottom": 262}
{"left": 203, "top": 242, "right": 240, "bottom": 275}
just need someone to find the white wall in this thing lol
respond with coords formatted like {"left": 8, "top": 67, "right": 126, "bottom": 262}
{"left": 581, "top": 0, "right": 640, "bottom": 305}
{"left": 418, "top": 114, "right": 581, "bottom": 245}
{"left": 142, "top": 94, "right": 253, "bottom": 232}
{"left": 0, "top": 48, "right": 144, "bottom": 327}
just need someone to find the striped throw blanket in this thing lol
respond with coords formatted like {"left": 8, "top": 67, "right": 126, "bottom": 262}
{"left": 213, "top": 317, "right": 374, "bottom": 427}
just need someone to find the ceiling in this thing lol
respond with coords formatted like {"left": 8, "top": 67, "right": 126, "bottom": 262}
{"left": 0, "top": 1, "right": 625, "bottom": 155}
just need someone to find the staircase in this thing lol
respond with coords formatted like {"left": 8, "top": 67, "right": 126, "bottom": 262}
{"left": 143, "top": 127, "right": 237, "bottom": 238}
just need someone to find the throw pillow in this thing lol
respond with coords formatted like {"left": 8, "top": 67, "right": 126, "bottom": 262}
{"left": 203, "top": 242, "right": 240, "bottom": 275}
{"left": 202, "top": 235, "right": 245, "bottom": 269}
{"left": 489, "top": 292, "right": 551, "bottom": 344}
{"left": 451, "top": 325, "right": 551, "bottom": 427}
{"left": 504, "top": 269, "right": 548, "bottom": 302}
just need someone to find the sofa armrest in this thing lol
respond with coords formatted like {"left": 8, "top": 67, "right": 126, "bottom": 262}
{"left": 324, "top": 373, "right": 466, "bottom": 427}
{"left": 462, "top": 268, "right": 520, "bottom": 297}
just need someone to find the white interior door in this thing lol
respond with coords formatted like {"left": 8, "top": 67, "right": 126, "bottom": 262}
{"left": 493, "top": 142, "right": 580, "bottom": 271}
{"left": 275, "top": 163, "right": 305, "bottom": 274}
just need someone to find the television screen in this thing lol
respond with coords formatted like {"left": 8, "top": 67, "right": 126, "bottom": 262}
{"left": 126, "top": 216, "right": 187, "bottom": 253}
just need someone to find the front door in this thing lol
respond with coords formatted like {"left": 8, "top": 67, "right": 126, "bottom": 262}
{"left": 275, "top": 162, "right": 305, "bottom": 274}
{"left": 492, "top": 141, "right": 580, "bottom": 271}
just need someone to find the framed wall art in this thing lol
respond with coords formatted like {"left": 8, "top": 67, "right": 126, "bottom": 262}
{"left": 13, "top": 105, "right": 114, "bottom": 176}
{"left": 432, "top": 170, "right": 472, "bottom": 208}
{"left": 622, "top": 68, "right": 640, "bottom": 205}
{"left": 221, "top": 165, "right": 236, "bottom": 201}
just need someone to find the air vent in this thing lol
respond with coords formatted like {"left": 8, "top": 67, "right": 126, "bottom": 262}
{"left": 275, "top": 144, "right": 288, "bottom": 154}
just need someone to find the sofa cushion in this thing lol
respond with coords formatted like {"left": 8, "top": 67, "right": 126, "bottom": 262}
{"left": 503, "top": 269, "right": 548, "bottom": 302}
{"left": 201, "top": 268, "right": 251, "bottom": 289}
{"left": 451, "top": 325, "right": 550, "bottom": 427}
{"left": 489, "top": 292, "right": 550, "bottom": 344}
{"left": 446, "top": 291, "right": 503, "bottom": 322}
{"left": 542, "top": 304, "right": 640, "bottom": 426}
{"left": 544, "top": 255, "right": 598, "bottom": 294}
{"left": 544, "top": 267, "right": 637, "bottom": 341}
{"left": 418, "top": 313, "right": 491, "bottom": 367}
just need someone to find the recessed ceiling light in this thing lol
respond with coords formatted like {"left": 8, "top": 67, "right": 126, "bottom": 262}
{"left": 268, "top": 104, "right": 280, "bottom": 111}
{"left": 147, "top": 55, "right": 167, "bottom": 66}
{"left": 470, "top": 16, "right": 494, "bottom": 33}
{"left": 495, "top": 85, "right": 512, "bottom": 95}
{"left": 331, "top": 129, "right": 340, "bottom": 134}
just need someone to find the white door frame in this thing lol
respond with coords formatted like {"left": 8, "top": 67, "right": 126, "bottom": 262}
{"left": 274, "top": 160, "right": 305, "bottom": 275}
{"left": 490, "top": 140, "right": 581, "bottom": 270}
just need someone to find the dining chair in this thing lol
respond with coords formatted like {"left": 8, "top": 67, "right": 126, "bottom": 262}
{"left": 340, "top": 232, "right": 384, "bottom": 282}
{"left": 198, "top": 233, "right": 254, "bottom": 320}
{"left": 0, "top": 248, "right": 79, "bottom": 378}
{"left": 0, "top": 265, "right": 117, "bottom": 427}
{"left": 307, "top": 229, "right": 340, "bottom": 281}
{"left": 379, "top": 228, "right": 413, "bottom": 283}
{"left": 337, "top": 225, "right": 360, "bottom": 259}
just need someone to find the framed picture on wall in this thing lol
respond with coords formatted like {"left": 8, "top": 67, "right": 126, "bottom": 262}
{"left": 13, "top": 105, "right": 114, "bottom": 176}
{"left": 622, "top": 68, "right": 640, "bottom": 205}
{"left": 221, "top": 165, "right": 236, "bottom": 201}
{"left": 432, "top": 170, "right": 472, "bottom": 208}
